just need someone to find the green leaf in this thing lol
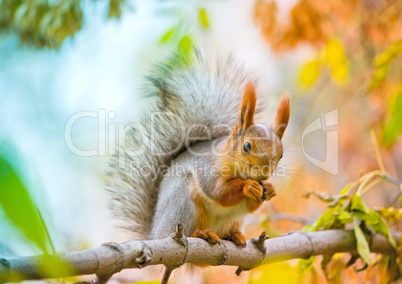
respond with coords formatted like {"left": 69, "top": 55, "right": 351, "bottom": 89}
{"left": 351, "top": 195, "right": 370, "bottom": 214}
{"left": 38, "top": 254, "right": 75, "bottom": 279}
{"left": 108, "top": 0, "right": 124, "bottom": 19}
{"left": 340, "top": 183, "right": 351, "bottom": 195}
{"left": 382, "top": 90, "right": 402, "bottom": 148}
{"left": 178, "top": 34, "right": 192, "bottom": 54}
{"left": 301, "top": 224, "right": 314, "bottom": 232}
{"left": 320, "top": 254, "right": 334, "bottom": 279}
{"left": 297, "top": 256, "right": 315, "bottom": 280}
{"left": 310, "top": 208, "right": 336, "bottom": 231}
{"left": 160, "top": 28, "right": 176, "bottom": 44}
{"left": 353, "top": 218, "right": 371, "bottom": 266}
{"left": 366, "top": 209, "right": 397, "bottom": 248}
{"left": 370, "top": 41, "right": 402, "bottom": 90}
{"left": 337, "top": 211, "right": 353, "bottom": 224}
{"left": 198, "top": 7, "right": 209, "bottom": 29}
{"left": 0, "top": 156, "right": 50, "bottom": 253}
{"left": 353, "top": 201, "right": 395, "bottom": 249}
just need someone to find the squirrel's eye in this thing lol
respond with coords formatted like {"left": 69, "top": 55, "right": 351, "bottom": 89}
{"left": 243, "top": 142, "right": 251, "bottom": 154}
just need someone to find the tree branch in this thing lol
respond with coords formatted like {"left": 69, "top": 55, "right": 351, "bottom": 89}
{"left": 0, "top": 229, "right": 400, "bottom": 283}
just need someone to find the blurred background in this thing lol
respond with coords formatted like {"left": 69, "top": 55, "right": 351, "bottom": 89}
{"left": 0, "top": 0, "right": 401, "bottom": 283}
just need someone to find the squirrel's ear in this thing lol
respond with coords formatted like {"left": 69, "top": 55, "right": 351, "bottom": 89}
{"left": 235, "top": 81, "right": 257, "bottom": 136}
{"left": 274, "top": 93, "right": 290, "bottom": 139}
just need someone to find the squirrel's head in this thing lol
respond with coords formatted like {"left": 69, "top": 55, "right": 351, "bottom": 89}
{"left": 221, "top": 81, "right": 290, "bottom": 181}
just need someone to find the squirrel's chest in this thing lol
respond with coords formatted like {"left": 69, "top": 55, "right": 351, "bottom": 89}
{"left": 203, "top": 199, "right": 248, "bottom": 236}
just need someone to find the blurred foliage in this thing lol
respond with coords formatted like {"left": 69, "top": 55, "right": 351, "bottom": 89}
{"left": 254, "top": 1, "right": 402, "bottom": 279}
{"left": 295, "top": 131, "right": 402, "bottom": 281}
{"left": 297, "top": 170, "right": 399, "bottom": 279}
{"left": 0, "top": 0, "right": 206, "bottom": 50}
{"left": 108, "top": 0, "right": 125, "bottom": 19}
{"left": 0, "top": 149, "right": 73, "bottom": 279}
{"left": 299, "top": 39, "right": 348, "bottom": 88}
{"left": 254, "top": 0, "right": 402, "bottom": 52}
{"left": 377, "top": 206, "right": 402, "bottom": 223}
{"left": 255, "top": 0, "right": 402, "bottom": 148}
{"left": 249, "top": 262, "right": 299, "bottom": 284}
{"left": 198, "top": 7, "right": 209, "bottom": 29}
{"left": 382, "top": 89, "right": 402, "bottom": 147}
{"left": 253, "top": 0, "right": 401, "bottom": 163}
{"left": 0, "top": 0, "right": 82, "bottom": 48}
{"left": 0, "top": 154, "right": 52, "bottom": 254}
{"left": 158, "top": 4, "right": 210, "bottom": 56}
{"left": 370, "top": 40, "right": 401, "bottom": 89}
{"left": 0, "top": 0, "right": 126, "bottom": 48}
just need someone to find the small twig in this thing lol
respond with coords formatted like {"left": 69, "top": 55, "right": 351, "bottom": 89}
{"left": 370, "top": 130, "right": 386, "bottom": 173}
{"left": 248, "top": 213, "right": 314, "bottom": 225}
{"left": 251, "top": 231, "right": 270, "bottom": 254}
{"left": 387, "top": 176, "right": 402, "bottom": 189}
{"left": 161, "top": 267, "right": 174, "bottom": 284}
{"left": 270, "top": 213, "right": 314, "bottom": 224}
{"left": 161, "top": 223, "right": 188, "bottom": 284}
{"left": 170, "top": 223, "right": 187, "bottom": 247}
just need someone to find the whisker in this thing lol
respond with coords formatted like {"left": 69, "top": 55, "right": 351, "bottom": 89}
{"left": 226, "top": 153, "right": 252, "bottom": 167}
{"left": 282, "top": 158, "right": 304, "bottom": 167}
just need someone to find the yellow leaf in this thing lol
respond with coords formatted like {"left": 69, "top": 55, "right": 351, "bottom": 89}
{"left": 324, "top": 39, "right": 346, "bottom": 67}
{"left": 330, "top": 61, "right": 348, "bottom": 83}
{"left": 324, "top": 39, "right": 349, "bottom": 84}
{"left": 374, "top": 52, "right": 390, "bottom": 67}
{"left": 250, "top": 262, "right": 298, "bottom": 284}
{"left": 299, "top": 60, "right": 321, "bottom": 88}
{"left": 198, "top": 7, "right": 209, "bottom": 29}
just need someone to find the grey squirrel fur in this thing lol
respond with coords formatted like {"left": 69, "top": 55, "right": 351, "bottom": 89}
{"left": 105, "top": 50, "right": 276, "bottom": 240}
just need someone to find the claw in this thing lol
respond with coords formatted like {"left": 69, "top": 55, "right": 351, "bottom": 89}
{"left": 260, "top": 182, "right": 276, "bottom": 201}
{"left": 227, "top": 231, "right": 247, "bottom": 248}
{"left": 191, "top": 229, "right": 221, "bottom": 245}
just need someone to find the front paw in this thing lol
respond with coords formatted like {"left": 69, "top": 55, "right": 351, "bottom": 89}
{"left": 243, "top": 179, "right": 264, "bottom": 201}
{"left": 191, "top": 229, "right": 221, "bottom": 245}
{"left": 260, "top": 181, "right": 276, "bottom": 201}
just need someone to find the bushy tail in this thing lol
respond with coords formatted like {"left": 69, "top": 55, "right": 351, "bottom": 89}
{"left": 105, "top": 50, "right": 257, "bottom": 239}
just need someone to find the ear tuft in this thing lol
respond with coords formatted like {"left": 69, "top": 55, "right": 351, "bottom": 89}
{"left": 235, "top": 81, "right": 257, "bottom": 135}
{"left": 274, "top": 93, "right": 290, "bottom": 139}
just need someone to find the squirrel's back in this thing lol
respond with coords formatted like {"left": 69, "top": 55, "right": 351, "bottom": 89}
{"left": 105, "top": 50, "right": 260, "bottom": 239}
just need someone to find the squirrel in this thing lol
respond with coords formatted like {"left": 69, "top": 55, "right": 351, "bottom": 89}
{"left": 105, "top": 50, "right": 290, "bottom": 248}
